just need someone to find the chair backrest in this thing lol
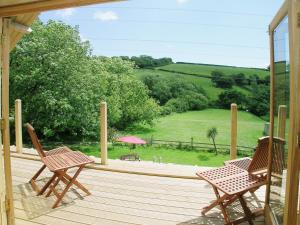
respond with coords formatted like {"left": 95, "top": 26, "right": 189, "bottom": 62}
{"left": 25, "top": 123, "right": 46, "bottom": 158}
{"left": 271, "top": 137, "right": 286, "bottom": 175}
{"left": 247, "top": 136, "right": 285, "bottom": 174}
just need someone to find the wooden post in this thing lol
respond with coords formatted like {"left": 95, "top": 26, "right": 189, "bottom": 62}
{"left": 2, "top": 18, "right": 15, "bottom": 225}
{"left": 277, "top": 105, "right": 287, "bottom": 139}
{"left": 0, "top": 18, "right": 7, "bottom": 225}
{"left": 100, "top": 102, "right": 107, "bottom": 165}
{"left": 230, "top": 103, "right": 237, "bottom": 160}
{"left": 15, "top": 99, "right": 22, "bottom": 154}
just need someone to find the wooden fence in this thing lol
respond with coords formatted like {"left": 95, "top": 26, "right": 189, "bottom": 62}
{"left": 145, "top": 137, "right": 255, "bottom": 155}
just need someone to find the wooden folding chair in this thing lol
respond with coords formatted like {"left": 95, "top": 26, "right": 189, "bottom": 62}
{"left": 25, "top": 123, "right": 94, "bottom": 208}
{"left": 26, "top": 123, "right": 72, "bottom": 192}
{"left": 196, "top": 137, "right": 285, "bottom": 225}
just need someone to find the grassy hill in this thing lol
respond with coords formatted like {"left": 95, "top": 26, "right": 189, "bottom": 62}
{"left": 126, "top": 109, "right": 266, "bottom": 148}
{"left": 133, "top": 68, "right": 250, "bottom": 100}
{"left": 158, "top": 63, "right": 269, "bottom": 78}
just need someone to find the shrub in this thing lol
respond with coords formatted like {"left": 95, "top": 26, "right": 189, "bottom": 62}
{"left": 211, "top": 70, "right": 234, "bottom": 88}
{"left": 218, "top": 90, "right": 247, "bottom": 109}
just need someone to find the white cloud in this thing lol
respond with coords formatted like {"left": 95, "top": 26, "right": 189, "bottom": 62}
{"left": 93, "top": 11, "right": 119, "bottom": 21}
{"left": 176, "top": 0, "right": 189, "bottom": 4}
{"left": 57, "top": 8, "right": 76, "bottom": 18}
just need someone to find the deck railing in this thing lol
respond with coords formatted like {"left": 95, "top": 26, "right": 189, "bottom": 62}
{"left": 14, "top": 100, "right": 270, "bottom": 163}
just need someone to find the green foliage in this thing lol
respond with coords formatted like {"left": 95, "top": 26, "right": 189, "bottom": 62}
{"left": 232, "top": 73, "right": 247, "bottom": 86}
{"left": 206, "top": 127, "right": 218, "bottom": 155}
{"left": 218, "top": 90, "right": 247, "bottom": 109}
{"left": 10, "top": 20, "right": 160, "bottom": 140}
{"left": 211, "top": 70, "right": 234, "bottom": 88}
{"left": 248, "top": 84, "right": 270, "bottom": 116}
{"left": 130, "top": 55, "right": 173, "bottom": 68}
{"left": 142, "top": 74, "right": 208, "bottom": 114}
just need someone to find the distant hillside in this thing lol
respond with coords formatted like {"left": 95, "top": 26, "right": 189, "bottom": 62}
{"left": 133, "top": 68, "right": 250, "bottom": 101}
{"left": 157, "top": 63, "right": 269, "bottom": 78}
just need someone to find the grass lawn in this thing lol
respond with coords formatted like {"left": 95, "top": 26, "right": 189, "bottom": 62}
{"left": 70, "top": 144, "right": 232, "bottom": 167}
{"left": 158, "top": 63, "right": 269, "bottom": 78}
{"left": 63, "top": 109, "right": 266, "bottom": 167}
{"left": 125, "top": 109, "right": 267, "bottom": 148}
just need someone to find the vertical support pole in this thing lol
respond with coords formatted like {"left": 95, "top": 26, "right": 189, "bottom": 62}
{"left": 15, "top": 99, "right": 22, "bottom": 154}
{"left": 0, "top": 18, "right": 7, "bottom": 225}
{"left": 100, "top": 102, "right": 107, "bottom": 165}
{"left": 230, "top": 103, "right": 237, "bottom": 160}
{"left": 2, "top": 18, "right": 15, "bottom": 225}
{"left": 277, "top": 105, "right": 287, "bottom": 139}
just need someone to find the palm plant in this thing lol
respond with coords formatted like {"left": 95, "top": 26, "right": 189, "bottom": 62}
{"left": 207, "top": 127, "right": 218, "bottom": 155}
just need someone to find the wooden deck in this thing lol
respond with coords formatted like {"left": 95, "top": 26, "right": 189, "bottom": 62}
{"left": 12, "top": 156, "right": 265, "bottom": 225}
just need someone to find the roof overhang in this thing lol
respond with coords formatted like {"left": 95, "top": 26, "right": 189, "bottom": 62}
{"left": 0, "top": 0, "right": 121, "bottom": 50}
{"left": 0, "top": 0, "right": 121, "bottom": 17}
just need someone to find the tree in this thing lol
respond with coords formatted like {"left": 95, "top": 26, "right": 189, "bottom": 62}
{"left": 248, "top": 85, "right": 270, "bottom": 116}
{"left": 207, "top": 127, "right": 218, "bottom": 155}
{"left": 10, "top": 20, "right": 160, "bottom": 140}
{"left": 211, "top": 70, "right": 224, "bottom": 83}
{"left": 233, "top": 73, "right": 247, "bottom": 86}
{"left": 211, "top": 70, "right": 234, "bottom": 88}
{"left": 218, "top": 90, "right": 247, "bottom": 109}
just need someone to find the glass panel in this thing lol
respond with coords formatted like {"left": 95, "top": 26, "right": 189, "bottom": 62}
{"left": 269, "top": 15, "right": 289, "bottom": 225}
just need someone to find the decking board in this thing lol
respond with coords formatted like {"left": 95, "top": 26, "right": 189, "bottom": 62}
{"left": 11, "top": 157, "right": 265, "bottom": 225}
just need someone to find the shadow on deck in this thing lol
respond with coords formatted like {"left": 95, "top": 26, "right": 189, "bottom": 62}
{"left": 12, "top": 156, "right": 265, "bottom": 225}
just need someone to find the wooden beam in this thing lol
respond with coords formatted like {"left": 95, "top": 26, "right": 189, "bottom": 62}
{"left": 1, "top": 18, "right": 15, "bottom": 225}
{"left": 11, "top": 22, "right": 32, "bottom": 34}
{"left": 230, "top": 103, "right": 237, "bottom": 160}
{"left": 10, "top": 12, "right": 38, "bottom": 50}
{"left": 100, "top": 102, "right": 107, "bottom": 165}
{"left": 15, "top": 99, "right": 22, "bottom": 154}
{"left": 265, "top": 28, "right": 275, "bottom": 206}
{"left": 0, "top": 17, "right": 8, "bottom": 225}
{"left": 283, "top": 1, "right": 300, "bottom": 224}
{"left": 0, "top": 0, "right": 122, "bottom": 17}
{"left": 269, "top": 0, "right": 288, "bottom": 32}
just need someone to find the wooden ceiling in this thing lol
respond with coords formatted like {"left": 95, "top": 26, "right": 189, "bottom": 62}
{"left": 0, "top": 0, "right": 120, "bottom": 50}
{"left": 0, "top": 0, "right": 121, "bottom": 17}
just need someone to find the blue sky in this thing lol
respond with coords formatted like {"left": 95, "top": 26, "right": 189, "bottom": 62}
{"left": 40, "top": 0, "right": 284, "bottom": 68}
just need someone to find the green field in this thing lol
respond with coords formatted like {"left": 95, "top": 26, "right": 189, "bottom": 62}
{"left": 158, "top": 63, "right": 269, "bottom": 78}
{"left": 126, "top": 109, "right": 266, "bottom": 148}
{"left": 72, "top": 109, "right": 266, "bottom": 167}
{"left": 73, "top": 144, "right": 231, "bottom": 167}
{"left": 133, "top": 69, "right": 250, "bottom": 100}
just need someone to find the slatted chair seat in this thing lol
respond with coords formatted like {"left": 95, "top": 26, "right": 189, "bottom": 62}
{"left": 25, "top": 123, "right": 94, "bottom": 209}
{"left": 196, "top": 136, "right": 285, "bottom": 225}
{"left": 45, "top": 146, "right": 72, "bottom": 156}
{"left": 211, "top": 173, "right": 266, "bottom": 196}
{"left": 42, "top": 151, "right": 93, "bottom": 172}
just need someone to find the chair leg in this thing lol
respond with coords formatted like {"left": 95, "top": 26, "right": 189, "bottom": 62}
{"left": 52, "top": 166, "right": 84, "bottom": 209}
{"left": 211, "top": 187, "right": 231, "bottom": 224}
{"left": 201, "top": 193, "right": 229, "bottom": 215}
{"left": 38, "top": 173, "right": 57, "bottom": 196}
{"left": 46, "top": 170, "right": 67, "bottom": 197}
{"left": 63, "top": 173, "right": 91, "bottom": 195}
{"left": 238, "top": 195, "right": 254, "bottom": 225}
{"left": 29, "top": 165, "right": 46, "bottom": 192}
{"left": 30, "top": 165, "right": 46, "bottom": 182}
